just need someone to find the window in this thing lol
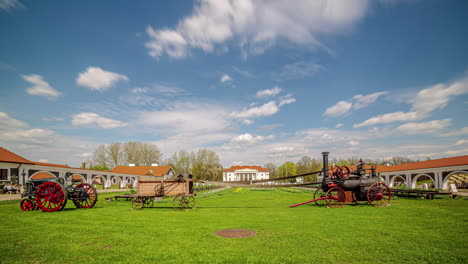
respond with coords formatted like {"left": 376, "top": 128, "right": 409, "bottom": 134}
{"left": 0, "top": 169, "right": 8, "bottom": 180}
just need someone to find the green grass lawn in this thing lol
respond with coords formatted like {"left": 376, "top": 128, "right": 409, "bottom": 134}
{"left": 1, "top": 188, "right": 467, "bottom": 264}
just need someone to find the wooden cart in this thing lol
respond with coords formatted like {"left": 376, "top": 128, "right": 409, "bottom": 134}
{"left": 130, "top": 174, "right": 196, "bottom": 210}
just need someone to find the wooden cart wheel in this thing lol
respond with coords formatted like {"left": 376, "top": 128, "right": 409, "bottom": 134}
{"left": 20, "top": 198, "right": 36, "bottom": 211}
{"left": 187, "top": 196, "right": 196, "bottom": 209}
{"left": 132, "top": 197, "right": 144, "bottom": 209}
{"left": 72, "top": 183, "right": 98, "bottom": 208}
{"left": 367, "top": 183, "right": 392, "bottom": 207}
{"left": 144, "top": 197, "right": 154, "bottom": 208}
{"left": 325, "top": 187, "right": 346, "bottom": 208}
{"left": 172, "top": 196, "right": 183, "bottom": 210}
{"left": 35, "top": 182, "right": 68, "bottom": 212}
{"left": 313, "top": 188, "right": 327, "bottom": 206}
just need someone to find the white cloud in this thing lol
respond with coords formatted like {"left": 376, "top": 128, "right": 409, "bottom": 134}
{"left": 131, "top": 87, "right": 150, "bottom": 94}
{"left": 411, "top": 77, "right": 468, "bottom": 114}
{"left": 220, "top": 74, "right": 232, "bottom": 83}
{"left": 145, "top": 0, "right": 370, "bottom": 59}
{"left": 78, "top": 152, "right": 93, "bottom": 158}
{"left": 324, "top": 91, "right": 387, "bottom": 117}
{"left": 242, "top": 119, "right": 253, "bottom": 125}
{"left": 396, "top": 118, "right": 452, "bottom": 134}
{"left": 276, "top": 61, "right": 323, "bottom": 81}
{"left": 256, "top": 87, "right": 282, "bottom": 98}
{"left": 267, "top": 146, "right": 295, "bottom": 154}
{"left": 354, "top": 77, "right": 468, "bottom": 128}
{"left": 441, "top": 127, "right": 468, "bottom": 137}
{"left": 0, "top": 112, "right": 28, "bottom": 128}
{"left": 353, "top": 91, "right": 388, "bottom": 109}
{"left": 72, "top": 112, "right": 128, "bottom": 129}
{"left": 137, "top": 103, "right": 231, "bottom": 134}
{"left": 324, "top": 101, "right": 352, "bottom": 117}
{"left": 455, "top": 139, "right": 468, "bottom": 146}
{"left": 354, "top": 111, "right": 421, "bottom": 128}
{"left": 0, "top": 0, "right": 24, "bottom": 12}
{"left": 231, "top": 101, "right": 279, "bottom": 119}
{"left": 279, "top": 97, "right": 296, "bottom": 107}
{"left": 232, "top": 133, "right": 265, "bottom": 144}
{"left": 22, "top": 74, "right": 62, "bottom": 100}
{"left": 348, "top": 140, "right": 360, "bottom": 146}
{"left": 336, "top": 123, "right": 344, "bottom": 128}
{"left": 76, "top": 67, "right": 128, "bottom": 91}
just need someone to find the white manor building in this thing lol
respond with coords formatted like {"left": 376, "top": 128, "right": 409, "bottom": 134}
{"left": 223, "top": 166, "right": 270, "bottom": 182}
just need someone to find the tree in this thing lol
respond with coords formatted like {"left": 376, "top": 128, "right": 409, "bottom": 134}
{"left": 264, "top": 162, "right": 277, "bottom": 178}
{"left": 191, "top": 149, "right": 222, "bottom": 181}
{"left": 296, "top": 156, "right": 312, "bottom": 175}
{"left": 122, "top": 142, "right": 162, "bottom": 166}
{"left": 277, "top": 161, "right": 297, "bottom": 183}
{"left": 107, "top": 142, "right": 123, "bottom": 169}
{"left": 92, "top": 144, "right": 108, "bottom": 167}
{"left": 165, "top": 150, "right": 192, "bottom": 173}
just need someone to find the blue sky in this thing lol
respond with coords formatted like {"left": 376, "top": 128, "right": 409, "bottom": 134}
{"left": 0, "top": 0, "right": 467, "bottom": 167}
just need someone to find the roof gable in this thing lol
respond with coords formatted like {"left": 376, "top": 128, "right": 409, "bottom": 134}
{"left": 0, "top": 147, "right": 33, "bottom": 164}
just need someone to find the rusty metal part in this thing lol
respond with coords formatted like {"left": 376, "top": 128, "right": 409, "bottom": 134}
{"left": 214, "top": 229, "right": 256, "bottom": 238}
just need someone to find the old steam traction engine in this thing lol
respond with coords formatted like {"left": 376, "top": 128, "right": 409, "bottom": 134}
{"left": 291, "top": 152, "right": 392, "bottom": 208}
{"left": 20, "top": 173, "right": 98, "bottom": 212}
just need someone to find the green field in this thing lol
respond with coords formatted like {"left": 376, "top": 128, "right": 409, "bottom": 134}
{"left": 1, "top": 188, "right": 467, "bottom": 264}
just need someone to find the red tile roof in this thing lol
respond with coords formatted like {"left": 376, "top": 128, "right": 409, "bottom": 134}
{"left": 33, "top": 162, "right": 71, "bottom": 168}
{"left": 111, "top": 166, "right": 173, "bottom": 176}
{"left": 224, "top": 166, "right": 269, "bottom": 172}
{"left": 377, "top": 155, "right": 468, "bottom": 172}
{"left": 0, "top": 147, "right": 33, "bottom": 164}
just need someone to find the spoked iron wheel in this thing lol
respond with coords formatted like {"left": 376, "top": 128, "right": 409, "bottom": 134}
{"left": 144, "top": 198, "right": 154, "bottom": 208}
{"left": 35, "top": 182, "right": 67, "bottom": 212}
{"left": 132, "top": 197, "right": 144, "bottom": 209}
{"left": 72, "top": 183, "right": 97, "bottom": 208}
{"left": 20, "top": 198, "right": 36, "bottom": 211}
{"left": 187, "top": 196, "right": 196, "bottom": 209}
{"left": 313, "top": 188, "right": 327, "bottom": 206}
{"left": 172, "top": 196, "right": 184, "bottom": 210}
{"left": 325, "top": 187, "right": 346, "bottom": 208}
{"left": 367, "top": 183, "right": 392, "bottom": 207}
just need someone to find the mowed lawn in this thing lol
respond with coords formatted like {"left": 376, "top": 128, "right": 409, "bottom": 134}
{"left": 1, "top": 188, "right": 467, "bottom": 264}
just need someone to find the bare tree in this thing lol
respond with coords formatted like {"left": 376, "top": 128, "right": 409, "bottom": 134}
{"left": 165, "top": 150, "right": 192, "bottom": 173}
{"left": 92, "top": 144, "right": 108, "bottom": 167}
{"left": 122, "top": 142, "right": 162, "bottom": 166}
{"left": 107, "top": 142, "right": 123, "bottom": 169}
{"left": 264, "top": 162, "right": 277, "bottom": 178}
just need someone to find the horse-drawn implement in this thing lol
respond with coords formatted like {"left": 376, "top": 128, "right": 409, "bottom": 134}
{"left": 129, "top": 174, "right": 196, "bottom": 210}
{"left": 20, "top": 175, "right": 97, "bottom": 212}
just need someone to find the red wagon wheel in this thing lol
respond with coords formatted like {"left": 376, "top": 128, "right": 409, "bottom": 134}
{"left": 72, "top": 183, "right": 97, "bottom": 208}
{"left": 325, "top": 187, "right": 346, "bottom": 208}
{"left": 367, "top": 183, "right": 392, "bottom": 207}
{"left": 20, "top": 198, "right": 36, "bottom": 211}
{"left": 313, "top": 188, "right": 327, "bottom": 206}
{"left": 35, "top": 182, "right": 68, "bottom": 212}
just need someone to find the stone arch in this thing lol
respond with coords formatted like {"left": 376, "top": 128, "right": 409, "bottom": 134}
{"left": 389, "top": 175, "right": 406, "bottom": 188}
{"left": 30, "top": 171, "right": 56, "bottom": 180}
{"left": 110, "top": 176, "right": 123, "bottom": 189}
{"left": 411, "top": 174, "right": 435, "bottom": 189}
{"left": 92, "top": 175, "right": 107, "bottom": 189}
{"left": 71, "top": 174, "right": 85, "bottom": 183}
{"left": 442, "top": 171, "right": 468, "bottom": 190}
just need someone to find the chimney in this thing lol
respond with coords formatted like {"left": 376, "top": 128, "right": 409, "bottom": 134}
{"left": 81, "top": 162, "right": 86, "bottom": 169}
{"left": 151, "top": 163, "right": 158, "bottom": 167}
{"left": 129, "top": 164, "right": 135, "bottom": 167}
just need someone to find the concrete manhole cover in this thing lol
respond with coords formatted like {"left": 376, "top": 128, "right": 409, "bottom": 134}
{"left": 214, "top": 229, "right": 256, "bottom": 238}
